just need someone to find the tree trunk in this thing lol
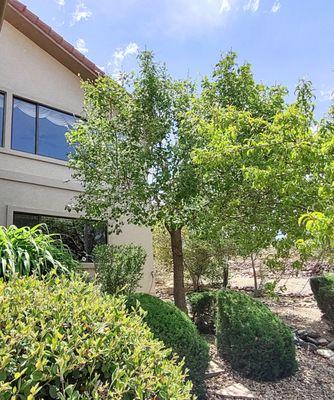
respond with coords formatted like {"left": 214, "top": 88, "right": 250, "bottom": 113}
{"left": 223, "top": 258, "right": 229, "bottom": 288}
{"left": 251, "top": 253, "right": 259, "bottom": 297}
{"left": 168, "top": 227, "right": 188, "bottom": 313}
{"left": 191, "top": 274, "right": 200, "bottom": 292}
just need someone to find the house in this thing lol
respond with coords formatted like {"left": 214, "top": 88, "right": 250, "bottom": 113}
{"left": 0, "top": 0, "right": 154, "bottom": 292}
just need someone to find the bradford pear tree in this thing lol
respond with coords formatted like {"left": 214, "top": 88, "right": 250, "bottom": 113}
{"left": 67, "top": 51, "right": 204, "bottom": 312}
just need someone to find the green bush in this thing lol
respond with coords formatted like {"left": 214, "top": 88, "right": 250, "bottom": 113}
{"left": 0, "top": 273, "right": 193, "bottom": 399}
{"left": 0, "top": 224, "right": 78, "bottom": 279}
{"left": 127, "top": 293, "right": 210, "bottom": 399}
{"left": 188, "top": 291, "right": 217, "bottom": 334}
{"left": 310, "top": 274, "right": 334, "bottom": 327}
{"left": 216, "top": 290, "right": 297, "bottom": 381}
{"left": 93, "top": 244, "right": 146, "bottom": 295}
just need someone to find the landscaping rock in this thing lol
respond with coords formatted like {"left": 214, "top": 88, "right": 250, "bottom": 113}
{"left": 316, "top": 348, "right": 334, "bottom": 359}
{"left": 327, "top": 340, "right": 334, "bottom": 350}
{"left": 305, "top": 336, "right": 318, "bottom": 346}
{"left": 295, "top": 336, "right": 317, "bottom": 352}
{"left": 305, "top": 329, "right": 321, "bottom": 339}
{"left": 205, "top": 360, "right": 225, "bottom": 379}
{"left": 215, "top": 383, "right": 256, "bottom": 399}
{"left": 316, "top": 338, "right": 329, "bottom": 346}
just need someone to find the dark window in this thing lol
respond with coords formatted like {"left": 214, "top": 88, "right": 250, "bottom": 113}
{"left": 0, "top": 93, "right": 5, "bottom": 146}
{"left": 13, "top": 212, "right": 107, "bottom": 262}
{"left": 11, "top": 97, "right": 76, "bottom": 161}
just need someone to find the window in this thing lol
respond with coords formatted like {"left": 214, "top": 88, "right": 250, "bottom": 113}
{"left": 11, "top": 98, "right": 77, "bottom": 161}
{"left": 0, "top": 93, "right": 4, "bottom": 146}
{"left": 13, "top": 212, "right": 107, "bottom": 262}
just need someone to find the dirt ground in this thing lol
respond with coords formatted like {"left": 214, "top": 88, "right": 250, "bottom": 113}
{"left": 155, "top": 264, "right": 334, "bottom": 399}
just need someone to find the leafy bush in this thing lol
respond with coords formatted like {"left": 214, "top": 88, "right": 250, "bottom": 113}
{"left": 0, "top": 273, "right": 193, "bottom": 399}
{"left": 126, "top": 293, "right": 210, "bottom": 399}
{"left": 188, "top": 291, "right": 217, "bottom": 333}
{"left": 0, "top": 224, "right": 78, "bottom": 279}
{"left": 216, "top": 290, "right": 297, "bottom": 381}
{"left": 310, "top": 274, "right": 334, "bottom": 327}
{"left": 93, "top": 244, "right": 146, "bottom": 294}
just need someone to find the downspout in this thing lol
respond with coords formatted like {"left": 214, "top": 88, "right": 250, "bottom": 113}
{"left": 0, "top": 0, "right": 8, "bottom": 31}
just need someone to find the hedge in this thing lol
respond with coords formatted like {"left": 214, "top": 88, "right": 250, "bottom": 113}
{"left": 216, "top": 290, "right": 297, "bottom": 381}
{"left": 0, "top": 273, "right": 194, "bottom": 399}
{"left": 127, "top": 293, "right": 210, "bottom": 399}
{"left": 310, "top": 274, "right": 334, "bottom": 328}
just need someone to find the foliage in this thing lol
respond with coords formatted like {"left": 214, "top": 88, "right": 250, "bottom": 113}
{"left": 190, "top": 52, "right": 323, "bottom": 290}
{"left": 126, "top": 293, "right": 210, "bottom": 399}
{"left": 310, "top": 274, "right": 334, "bottom": 327}
{"left": 216, "top": 290, "right": 297, "bottom": 381}
{"left": 93, "top": 244, "right": 145, "bottom": 295}
{"left": 67, "top": 50, "right": 204, "bottom": 311}
{"left": 188, "top": 291, "right": 217, "bottom": 334}
{"left": 0, "top": 224, "right": 78, "bottom": 279}
{"left": 0, "top": 273, "right": 193, "bottom": 399}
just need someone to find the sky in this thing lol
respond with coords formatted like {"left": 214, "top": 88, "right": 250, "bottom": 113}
{"left": 22, "top": 0, "right": 334, "bottom": 118}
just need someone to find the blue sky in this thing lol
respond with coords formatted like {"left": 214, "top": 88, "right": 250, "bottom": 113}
{"left": 23, "top": 0, "right": 334, "bottom": 118}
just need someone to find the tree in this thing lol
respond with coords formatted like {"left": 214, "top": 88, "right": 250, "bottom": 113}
{"left": 68, "top": 52, "right": 203, "bottom": 312}
{"left": 190, "top": 52, "right": 321, "bottom": 294}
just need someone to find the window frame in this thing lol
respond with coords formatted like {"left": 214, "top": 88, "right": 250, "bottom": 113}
{"left": 11, "top": 95, "right": 80, "bottom": 161}
{"left": 0, "top": 91, "right": 6, "bottom": 148}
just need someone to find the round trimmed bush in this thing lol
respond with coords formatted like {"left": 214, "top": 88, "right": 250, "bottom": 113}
{"left": 310, "top": 274, "right": 334, "bottom": 328}
{"left": 127, "top": 293, "right": 210, "bottom": 399}
{"left": 0, "top": 274, "right": 194, "bottom": 399}
{"left": 216, "top": 290, "right": 297, "bottom": 381}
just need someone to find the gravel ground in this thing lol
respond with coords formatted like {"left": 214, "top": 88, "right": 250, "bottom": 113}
{"left": 206, "top": 336, "right": 334, "bottom": 400}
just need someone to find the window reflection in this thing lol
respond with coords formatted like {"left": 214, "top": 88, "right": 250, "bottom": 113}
{"left": 38, "top": 106, "right": 75, "bottom": 161}
{"left": 12, "top": 98, "right": 36, "bottom": 154}
{"left": 0, "top": 93, "right": 4, "bottom": 146}
{"left": 13, "top": 212, "right": 107, "bottom": 262}
{"left": 11, "top": 97, "right": 76, "bottom": 160}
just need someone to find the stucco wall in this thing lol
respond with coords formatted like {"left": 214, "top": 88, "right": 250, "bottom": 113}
{"left": 0, "top": 22, "right": 154, "bottom": 293}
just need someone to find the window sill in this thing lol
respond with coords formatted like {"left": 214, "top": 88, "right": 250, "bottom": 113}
{"left": 0, "top": 147, "right": 68, "bottom": 167}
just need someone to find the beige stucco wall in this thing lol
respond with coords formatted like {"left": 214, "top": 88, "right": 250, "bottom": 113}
{"left": 0, "top": 22, "right": 154, "bottom": 293}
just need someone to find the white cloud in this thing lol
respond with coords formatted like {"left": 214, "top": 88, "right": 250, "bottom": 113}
{"left": 71, "top": 2, "right": 92, "bottom": 26}
{"left": 108, "top": 42, "right": 139, "bottom": 81}
{"left": 75, "top": 38, "right": 88, "bottom": 54}
{"left": 243, "top": 0, "right": 260, "bottom": 12}
{"left": 319, "top": 89, "right": 334, "bottom": 102}
{"left": 55, "top": 0, "right": 65, "bottom": 6}
{"left": 219, "top": 0, "right": 232, "bottom": 13}
{"left": 271, "top": 1, "right": 280, "bottom": 13}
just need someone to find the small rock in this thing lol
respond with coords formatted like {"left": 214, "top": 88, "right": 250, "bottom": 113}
{"left": 205, "top": 360, "right": 224, "bottom": 379}
{"left": 305, "top": 336, "right": 319, "bottom": 346}
{"left": 215, "top": 383, "right": 256, "bottom": 399}
{"left": 305, "top": 329, "right": 321, "bottom": 339}
{"left": 317, "top": 338, "right": 329, "bottom": 347}
{"left": 296, "top": 338, "right": 318, "bottom": 352}
{"left": 317, "top": 348, "right": 334, "bottom": 359}
{"left": 327, "top": 340, "right": 334, "bottom": 350}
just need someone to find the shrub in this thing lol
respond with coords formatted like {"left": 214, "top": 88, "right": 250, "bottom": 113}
{"left": 0, "top": 224, "right": 78, "bottom": 279}
{"left": 93, "top": 244, "right": 146, "bottom": 295}
{"left": 216, "top": 290, "right": 297, "bottom": 381}
{"left": 188, "top": 291, "right": 217, "bottom": 334}
{"left": 126, "top": 293, "right": 210, "bottom": 399}
{"left": 310, "top": 274, "right": 334, "bottom": 327}
{"left": 0, "top": 273, "right": 194, "bottom": 399}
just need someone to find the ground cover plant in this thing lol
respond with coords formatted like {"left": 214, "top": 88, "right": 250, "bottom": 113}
{"left": 216, "top": 289, "right": 297, "bottom": 381}
{"left": 126, "top": 292, "right": 210, "bottom": 399}
{"left": 0, "top": 273, "right": 193, "bottom": 399}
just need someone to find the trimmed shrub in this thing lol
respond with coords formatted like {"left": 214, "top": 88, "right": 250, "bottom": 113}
{"left": 0, "top": 224, "right": 78, "bottom": 279}
{"left": 310, "top": 274, "right": 334, "bottom": 327}
{"left": 93, "top": 244, "right": 146, "bottom": 295}
{"left": 0, "top": 273, "right": 194, "bottom": 399}
{"left": 188, "top": 291, "right": 217, "bottom": 334}
{"left": 216, "top": 290, "right": 297, "bottom": 381}
{"left": 127, "top": 293, "right": 210, "bottom": 399}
